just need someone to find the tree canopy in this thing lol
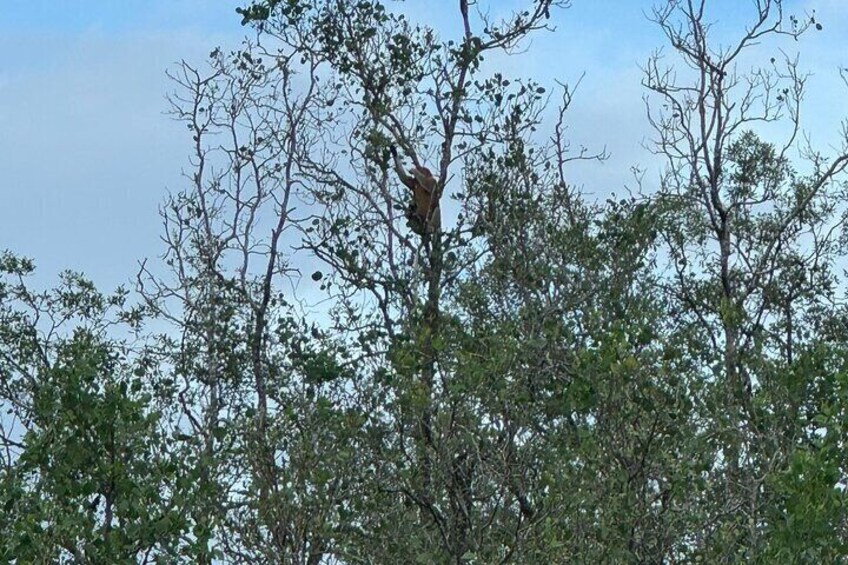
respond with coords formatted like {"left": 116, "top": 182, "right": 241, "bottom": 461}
{"left": 3, "top": 0, "right": 848, "bottom": 562}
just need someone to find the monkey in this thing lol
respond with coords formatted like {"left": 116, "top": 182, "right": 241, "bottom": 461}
{"left": 390, "top": 145, "right": 441, "bottom": 236}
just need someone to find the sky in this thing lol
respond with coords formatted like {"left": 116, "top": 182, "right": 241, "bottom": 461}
{"left": 1, "top": 0, "right": 847, "bottom": 292}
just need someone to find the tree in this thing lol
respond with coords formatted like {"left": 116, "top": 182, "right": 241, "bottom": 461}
{"left": 0, "top": 253, "right": 187, "bottom": 562}
{"left": 234, "top": 0, "right": 693, "bottom": 561}
{"left": 138, "top": 41, "right": 371, "bottom": 562}
{"left": 6, "top": 0, "right": 848, "bottom": 562}
{"left": 644, "top": 0, "right": 848, "bottom": 559}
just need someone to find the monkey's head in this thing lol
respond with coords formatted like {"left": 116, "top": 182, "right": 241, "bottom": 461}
{"left": 412, "top": 166, "right": 433, "bottom": 178}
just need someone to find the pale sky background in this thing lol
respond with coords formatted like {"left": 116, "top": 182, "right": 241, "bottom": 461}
{"left": 1, "top": 0, "right": 847, "bottom": 291}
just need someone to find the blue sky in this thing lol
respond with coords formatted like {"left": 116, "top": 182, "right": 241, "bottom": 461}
{"left": 0, "top": 1, "right": 237, "bottom": 35}
{"left": 1, "top": 0, "right": 846, "bottom": 291}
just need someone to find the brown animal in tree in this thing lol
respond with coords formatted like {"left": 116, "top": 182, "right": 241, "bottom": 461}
{"left": 390, "top": 145, "right": 441, "bottom": 235}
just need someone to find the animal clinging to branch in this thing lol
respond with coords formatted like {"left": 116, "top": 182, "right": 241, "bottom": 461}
{"left": 390, "top": 145, "right": 441, "bottom": 236}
